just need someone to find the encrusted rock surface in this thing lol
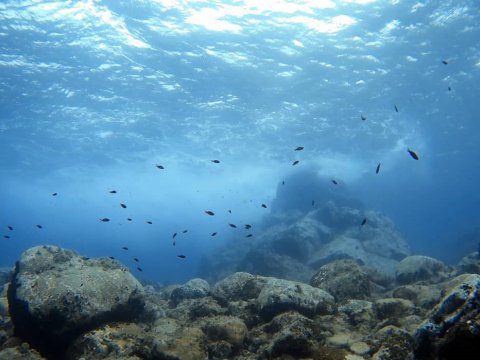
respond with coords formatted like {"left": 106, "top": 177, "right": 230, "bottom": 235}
{"left": 396, "top": 255, "right": 451, "bottom": 285}
{"left": 7, "top": 245, "right": 146, "bottom": 358}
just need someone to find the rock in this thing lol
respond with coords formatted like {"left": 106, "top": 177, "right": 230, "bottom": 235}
{"left": 0, "top": 268, "right": 11, "bottom": 288}
{"left": 350, "top": 341, "right": 371, "bottom": 356}
{"left": 200, "top": 315, "right": 248, "bottom": 350}
{"left": 152, "top": 323, "right": 207, "bottom": 360}
{"left": 374, "top": 298, "right": 415, "bottom": 321}
{"left": 264, "top": 311, "right": 317, "bottom": 358}
{"left": 338, "top": 299, "right": 374, "bottom": 327}
{"left": 7, "top": 245, "right": 145, "bottom": 359}
{"left": 256, "top": 278, "right": 334, "bottom": 320}
{"left": 392, "top": 284, "right": 442, "bottom": 311}
{"left": 372, "top": 325, "right": 414, "bottom": 360}
{"left": 170, "top": 278, "right": 210, "bottom": 306}
{"left": 396, "top": 255, "right": 451, "bottom": 284}
{"left": 456, "top": 252, "right": 480, "bottom": 274}
{"left": 310, "top": 259, "right": 371, "bottom": 302}
{"left": 0, "top": 344, "right": 46, "bottom": 360}
{"left": 212, "top": 272, "right": 267, "bottom": 303}
{"left": 414, "top": 274, "right": 480, "bottom": 359}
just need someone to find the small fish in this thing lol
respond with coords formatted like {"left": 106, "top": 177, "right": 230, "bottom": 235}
{"left": 155, "top": 164, "right": 164, "bottom": 169}
{"left": 99, "top": 218, "right": 110, "bottom": 222}
{"left": 137, "top": 267, "right": 143, "bottom": 272}
{"left": 146, "top": 221, "right": 153, "bottom": 224}
{"left": 245, "top": 224, "right": 252, "bottom": 229}
{"left": 173, "top": 233, "right": 177, "bottom": 239}
{"left": 109, "top": 256, "right": 115, "bottom": 260}
{"left": 133, "top": 257, "right": 139, "bottom": 262}
{"left": 448, "top": 86, "right": 452, "bottom": 91}
{"left": 52, "top": 192, "right": 58, "bottom": 196}
{"left": 36, "top": 225, "right": 43, "bottom": 229}
{"left": 246, "top": 234, "right": 253, "bottom": 238}
{"left": 407, "top": 148, "right": 419, "bottom": 160}
{"left": 109, "top": 190, "right": 117, "bottom": 194}
{"left": 292, "top": 160, "right": 299, "bottom": 166}
{"left": 3, "top": 235, "right": 10, "bottom": 239}
{"left": 312, "top": 200, "right": 315, "bottom": 206}
{"left": 120, "top": 203, "right": 127, "bottom": 209}
{"left": 127, "top": 218, "right": 132, "bottom": 221}
{"left": 261, "top": 204, "right": 267, "bottom": 208}
{"left": 122, "top": 247, "right": 128, "bottom": 250}
{"left": 8, "top": 226, "right": 13, "bottom": 231}
{"left": 394, "top": 105, "right": 399, "bottom": 113}
{"left": 173, "top": 241, "right": 176, "bottom": 247}
{"left": 376, "top": 163, "right": 381, "bottom": 174}
{"left": 228, "top": 223, "right": 237, "bottom": 228}
{"left": 282, "top": 181, "right": 285, "bottom": 185}
{"left": 442, "top": 60, "right": 448, "bottom": 65}
{"left": 183, "top": 230, "right": 188, "bottom": 233}
{"left": 211, "top": 232, "right": 217, "bottom": 236}
{"left": 205, "top": 210, "right": 215, "bottom": 216}
{"left": 294, "top": 146, "right": 304, "bottom": 151}
{"left": 331, "top": 180, "right": 338, "bottom": 185}
{"left": 361, "top": 218, "right": 367, "bottom": 226}
{"left": 211, "top": 160, "right": 220, "bottom": 164}
{"left": 228, "top": 209, "right": 232, "bottom": 214}
{"left": 177, "top": 254, "right": 186, "bottom": 259}
{"left": 361, "top": 114, "right": 367, "bottom": 121}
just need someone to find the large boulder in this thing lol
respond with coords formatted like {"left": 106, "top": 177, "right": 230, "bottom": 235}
{"left": 396, "top": 255, "right": 451, "bottom": 285}
{"left": 310, "top": 259, "right": 371, "bottom": 302}
{"left": 256, "top": 278, "right": 334, "bottom": 320}
{"left": 8, "top": 245, "right": 146, "bottom": 358}
{"left": 414, "top": 274, "right": 480, "bottom": 359}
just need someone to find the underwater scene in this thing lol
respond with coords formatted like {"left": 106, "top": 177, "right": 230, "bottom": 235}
{"left": 1, "top": 0, "right": 480, "bottom": 359}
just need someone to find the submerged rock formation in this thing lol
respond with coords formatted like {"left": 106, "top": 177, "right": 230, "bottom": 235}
{"left": 0, "top": 245, "right": 478, "bottom": 359}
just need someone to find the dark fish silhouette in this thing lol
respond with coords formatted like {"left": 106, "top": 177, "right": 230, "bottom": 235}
{"left": 228, "top": 209, "right": 232, "bottom": 214}
{"left": 36, "top": 225, "right": 43, "bottom": 229}
{"left": 282, "top": 181, "right": 285, "bottom": 185}
{"left": 246, "top": 234, "right": 253, "bottom": 238}
{"left": 442, "top": 60, "right": 448, "bottom": 65}
{"left": 8, "top": 226, "right": 13, "bottom": 231}
{"left": 211, "top": 232, "right": 217, "bottom": 236}
{"left": 448, "top": 86, "right": 452, "bottom": 91}
{"left": 173, "top": 233, "right": 177, "bottom": 239}
{"left": 361, "top": 218, "right": 367, "bottom": 226}
{"left": 205, "top": 210, "right": 215, "bottom": 216}
{"left": 109, "top": 256, "right": 115, "bottom": 260}
{"left": 183, "top": 230, "right": 188, "bottom": 233}
{"left": 122, "top": 247, "right": 128, "bottom": 250}
{"left": 133, "top": 258, "right": 139, "bottom": 262}
{"left": 146, "top": 221, "right": 153, "bottom": 224}
{"left": 127, "top": 218, "right": 132, "bottom": 221}
{"left": 376, "top": 163, "right": 381, "bottom": 174}
{"left": 331, "top": 180, "right": 338, "bottom": 185}
{"left": 99, "top": 218, "right": 110, "bottom": 222}
{"left": 261, "top": 204, "right": 267, "bottom": 208}
{"left": 109, "top": 190, "right": 117, "bottom": 194}
{"left": 3, "top": 235, "right": 10, "bottom": 239}
{"left": 211, "top": 160, "right": 220, "bottom": 163}
{"left": 52, "top": 192, "right": 58, "bottom": 196}
{"left": 228, "top": 223, "right": 237, "bottom": 228}
{"left": 312, "top": 200, "right": 315, "bottom": 206}
{"left": 177, "top": 254, "right": 186, "bottom": 259}
{"left": 394, "top": 105, "right": 399, "bottom": 113}
{"left": 292, "top": 160, "right": 299, "bottom": 166}
{"left": 173, "top": 240, "right": 176, "bottom": 247}
{"left": 245, "top": 224, "right": 252, "bottom": 229}
{"left": 294, "top": 146, "right": 304, "bottom": 151}
{"left": 361, "top": 114, "right": 366, "bottom": 121}
{"left": 120, "top": 203, "right": 127, "bottom": 209}
{"left": 407, "top": 148, "right": 419, "bottom": 160}
{"left": 156, "top": 164, "right": 164, "bottom": 169}
{"left": 137, "top": 267, "right": 143, "bottom": 272}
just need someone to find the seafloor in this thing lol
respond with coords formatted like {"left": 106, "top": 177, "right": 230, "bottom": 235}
{"left": 1, "top": 203, "right": 480, "bottom": 359}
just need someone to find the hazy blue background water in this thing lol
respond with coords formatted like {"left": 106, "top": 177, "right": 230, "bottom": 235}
{"left": 1, "top": 0, "right": 479, "bottom": 283}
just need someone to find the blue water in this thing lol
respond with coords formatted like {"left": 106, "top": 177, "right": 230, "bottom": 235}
{"left": 1, "top": 0, "right": 479, "bottom": 283}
